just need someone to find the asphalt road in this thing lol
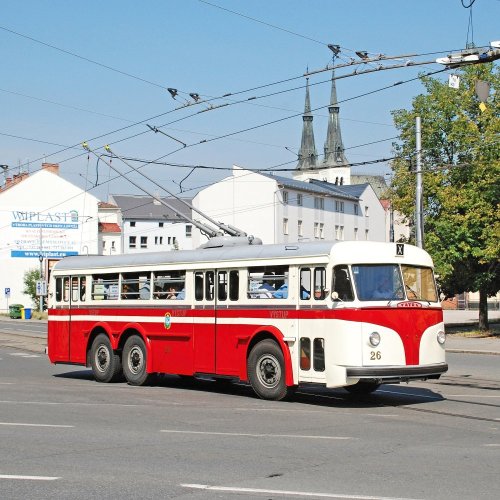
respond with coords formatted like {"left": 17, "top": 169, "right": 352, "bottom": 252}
{"left": 0, "top": 326, "right": 499, "bottom": 499}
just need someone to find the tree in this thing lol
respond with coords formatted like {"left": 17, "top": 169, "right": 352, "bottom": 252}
{"left": 23, "top": 268, "right": 41, "bottom": 310}
{"left": 390, "top": 63, "right": 499, "bottom": 330}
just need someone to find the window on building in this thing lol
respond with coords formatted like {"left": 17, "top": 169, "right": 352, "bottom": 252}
{"left": 129, "top": 236, "right": 136, "bottom": 248}
{"left": 172, "top": 237, "right": 177, "bottom": 245}
{"left": 130, "top": 221, "right": 136, "bottom": 227}
{"left": 335, "top": 200, "right": 344, "bottom": 212}
{"left": 297, "top": 193, "right": 303, "bottom": 206}
{"left": 154, "top": 236, "right": 163, "bottom": 245}
{"left": 319, "top": 223, "right": 324, "bottom": 239}
{"left": 314, "top": 222, "right": 319, "bottom": 239}
{"left": 102, "top": 241, "right": 106, "bottom": 250}
{"left": 186, "top": 225, "right": 192, "bottom": 237}
{"left": 159, "top": 222, "right": 164, "bottom": 227}
{"left": 298, "top": 220, "right": 303, "bottom": 237}
{"left": 354, "top": 204, "right": 359, "bottom": 216}
{"left": 282, "top": 191, "right": 288, "bottom": 204}
{"left": 167, "top": 236, "right": 171, "bottom": 244}
{"left": 314, "top": 197, "right": 324, "bottom": 210}
{"left": 354, "top": 228, "right": 358, "bottom": 240}
{"left": 335, "top": 225, "right": 340, "bottom": 240}
{"left": 365, "top": 229, "right": 369, "bottom": 240}
{"left": 140, "top": 236, "right": 147, "bottom": 248}
{"left": 365, "top": 206, "right": 369, "bottom": 217}
{"left": 339, "top": 226, "right": 344, "bottom": 240}
{"left": 111, "top": 241, "right": 115, "bottom": 250}
{"left": 340, "top": 201, "right": 344, "bottom": 212}
{"left": 283, "top": 218, "right": 289, "bottom": 235}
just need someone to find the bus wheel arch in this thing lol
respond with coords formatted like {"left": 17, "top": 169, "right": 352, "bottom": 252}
{"left": 247, "top": 332, "right": 293, "bottom": 401}
{"left": 88, "top": 330, "right": 122, "bottom": 383}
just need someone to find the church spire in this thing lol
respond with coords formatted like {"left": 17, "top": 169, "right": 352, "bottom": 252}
{"left": 323, "top": 69, "right": 348, "bottom": 167}
{"left": 296, "top": 78, "right": 317, "bottom": 171}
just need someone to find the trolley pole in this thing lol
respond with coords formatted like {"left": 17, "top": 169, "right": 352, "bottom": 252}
{"left": 415, "top": 116, "right": 423, "bottom": 248}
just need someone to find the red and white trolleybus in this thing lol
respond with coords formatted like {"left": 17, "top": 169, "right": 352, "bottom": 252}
{"left": 47, "top": 239, "right": 447, "bottom": 400}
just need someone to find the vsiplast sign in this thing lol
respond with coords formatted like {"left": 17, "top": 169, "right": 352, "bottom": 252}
{"left": 8, "top": 209, "right": 81, "bottom": 258}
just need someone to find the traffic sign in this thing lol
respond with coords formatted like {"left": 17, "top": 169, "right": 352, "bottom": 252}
{"left": 4, "top": 287, "right": 10, "bottom": 298}
{"left": 36, "top": 280, "right": 47, "bottom": 296}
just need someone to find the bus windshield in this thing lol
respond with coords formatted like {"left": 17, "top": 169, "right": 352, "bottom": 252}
{"left": 351, "top": 264, "right": 437, "bottom": 302}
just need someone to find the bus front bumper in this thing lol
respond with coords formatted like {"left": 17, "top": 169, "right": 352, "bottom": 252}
{"left": 346, "top": 362, "right": 448, "bottom": 383}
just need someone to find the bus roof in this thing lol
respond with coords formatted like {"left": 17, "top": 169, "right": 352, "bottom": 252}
{"left": 52, "top": 240, "right": 434, "bottom": 273}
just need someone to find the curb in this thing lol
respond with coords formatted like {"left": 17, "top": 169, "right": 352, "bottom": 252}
{"left": 446, "top": 348, "right": 500, "bottom": 356}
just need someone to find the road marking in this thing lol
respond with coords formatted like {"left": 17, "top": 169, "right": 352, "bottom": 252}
{"left": 483, "top": 443, "right": 500, "bottom": 447}
{"left": 0, "top": 400, "right": 142, "bottom": 408}
{"left": 8, "top": 353, "right": 40, "bottom": 358}
{"left": 0, "top": 422, "right": 74, "bottom": 428}
{"left": 0, "top": 475, "right": 60, "bottom": 481}
{"left": 162, "top": 430, "right": 352, "bottom": 440}
{"left": 181, "top": 483, "right": 423, "bottom": 500}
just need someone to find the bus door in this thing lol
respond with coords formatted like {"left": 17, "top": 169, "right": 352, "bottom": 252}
{"left": 192, "top": 270, "right": 216, "bottom": 373}
{"left": 297, "top": 266, "right": 328, "bottom": 382}
{"left": 214, "top": 269, "right": 240, "bottom": 376}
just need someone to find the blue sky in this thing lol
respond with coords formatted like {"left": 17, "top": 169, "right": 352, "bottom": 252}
{"left": 1, "top": 0, "right": 499, "bottom": 201}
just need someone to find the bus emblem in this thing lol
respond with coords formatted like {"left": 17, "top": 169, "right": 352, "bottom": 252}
{"left": 164, "top": 312, "right": 172, "bottom": 329}
{"left": 397, "top": 302, "right": 422, "bottom": 308}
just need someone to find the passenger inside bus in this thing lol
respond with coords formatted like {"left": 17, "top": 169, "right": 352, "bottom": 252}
{"left": 372, "top": 277, "right": 394, "bottom": 299}
{"left": 166, "top": 285, "right": 178, "bottom": 299}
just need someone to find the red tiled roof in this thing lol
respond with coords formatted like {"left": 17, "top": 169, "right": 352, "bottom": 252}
{"left": 98, "top": 222, "right": 121, "bottom": 233}
{"left": 98, "top": 202, "right": 119, "bottom": 209}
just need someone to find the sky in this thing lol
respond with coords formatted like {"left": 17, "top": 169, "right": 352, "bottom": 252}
{"left": 1, "top": 0, "right": 499, "bottom": 202}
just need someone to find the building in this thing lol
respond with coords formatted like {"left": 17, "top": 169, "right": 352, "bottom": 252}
{"left": 109, "top": 194, "right": 195, "bottom": 253}
{"left": 97, "top": 202, "right": 122, "bottom": 255}
{"left": 192, "top": 166, "right": 385, "bottom": 246}
{"left": 0, "top": 163, "right": 99, "bottom": 309}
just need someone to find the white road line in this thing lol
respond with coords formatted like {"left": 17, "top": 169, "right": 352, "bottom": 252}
{"left": 0, "top": 475, "right": 60, "bottom": 481}
{"left": 181, "top": 483, "right": 424, "bottom": 500}
{"left": 8, "top": 353, "right": 40, "bottom": 358}
{"left": 0, "top": 422, "right": 74, "bottom": 428}
{"left": 162, "top": 430, "right": 352, "bottom": 440}
{"left": 0, "top": 400, "right": 142, "bottom": 408}
{"left": 483, "top": 443, "right": 500, "bottom": 447}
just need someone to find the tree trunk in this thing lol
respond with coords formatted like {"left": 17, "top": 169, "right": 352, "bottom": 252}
{"left": 478, "top": 288, "right": 489, "bottom": 331}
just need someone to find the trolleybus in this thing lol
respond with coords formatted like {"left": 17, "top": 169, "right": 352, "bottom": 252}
{"left": 47, "top": 239, "right": 447, "bottom": 400}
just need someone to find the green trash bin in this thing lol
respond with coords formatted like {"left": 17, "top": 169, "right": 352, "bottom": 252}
{"left": 9, "top": 304, "right": 24, "bottom": 319}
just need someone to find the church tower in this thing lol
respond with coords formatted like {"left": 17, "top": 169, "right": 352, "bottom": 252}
{"left": 296, "top": 78, "right": 317, "bottom": 171}
{"left": 294, "top": 69, "right": 351, "bottom": 185}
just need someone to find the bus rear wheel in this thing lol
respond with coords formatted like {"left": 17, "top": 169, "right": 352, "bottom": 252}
{"left": 122, "top": 336, "right": 151, "bottom": 386}
{"left": 90, "top": 334, "right": 122, "bottom": 383}
{"left": 248, "top": 339, "right": 288, "bottom": 401}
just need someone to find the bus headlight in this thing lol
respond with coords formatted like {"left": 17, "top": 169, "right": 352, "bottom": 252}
{"left": 437, "top": 330, "right": 446, "bottom": 345}
{"left": 369, "top": 332, "right": 381, "bottom": 347}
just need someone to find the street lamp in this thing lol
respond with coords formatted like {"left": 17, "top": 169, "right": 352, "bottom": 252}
{"left": 436, "top": 41, "right": 500, "bottom": 67}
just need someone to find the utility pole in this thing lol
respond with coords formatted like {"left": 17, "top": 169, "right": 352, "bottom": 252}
{"left": 39, "top": 228, "right": 44, "bottom": 312}
{"left": 415, "top": 117, "right": 423, "bottom": 248}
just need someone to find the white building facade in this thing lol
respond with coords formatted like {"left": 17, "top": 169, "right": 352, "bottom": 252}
{"left": 193, "top": 166, "right": 386, "bottom": 246}
{"left": 0, "top": 163, "right": 99, "bottom": 309}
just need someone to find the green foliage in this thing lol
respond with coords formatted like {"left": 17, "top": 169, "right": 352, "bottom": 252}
{"left": 22, "top": 268, "right": 41, "bottom": 309}
{"left": 390, "top": 64, "right": 499, "bottom": 326}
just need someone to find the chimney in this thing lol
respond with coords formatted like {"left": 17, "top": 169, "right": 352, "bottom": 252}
{"left": 42, "top": 162, "right": 60, "bottom": 175}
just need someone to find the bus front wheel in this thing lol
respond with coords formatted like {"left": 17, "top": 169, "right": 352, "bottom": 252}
{"left": 248, "top": 339, "right": 288, "bottom": 401}
{"left": 122, "top": 336, "right": 151, "bottom": 386}
{"left": 90, "top": 334, "right": 122, "bottom": 383}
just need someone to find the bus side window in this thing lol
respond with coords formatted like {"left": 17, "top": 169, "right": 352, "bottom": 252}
{"left": 229, "top": 270, "right": 239, "bottom": 301}
{"left": 332, "top": 265, "right": 354, "bottom": 301}
{"left": 80, "top": 277, "right": 86, "bottom": 301}
{"left": 300, "top": 268, "right": 311, "bottom": 300}
{"left": 218, "top": 271, "right": 227, "bottom": 301}
{"left": 313, "top": 267, "right": 327, "bottom": 300}
{"left": 195, "top": 272, "right": 204, "bottom": 301}
{"left": 55, "top": 277, "right": 63, "bottom": 302}
{"left": 205, "top": 271, "right": 214, "bottom": 301}
{"left": 71, "top": 277, "right": 79, "bottom": 302}
{"left": 63, "top": 277, "right": 70, "bottom": 302}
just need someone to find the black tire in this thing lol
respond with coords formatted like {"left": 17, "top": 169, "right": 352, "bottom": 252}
{"left": 247, "top": 339, "right": 288, "bottom": 400}
{"left": 90, "top": 333, "right": 122, "bottom": 383}
{"left": 122, "top": 335, "right": 151, "bottom": 386}
{"left": 344, "top": 381, "right": 380, "bottom": 395}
